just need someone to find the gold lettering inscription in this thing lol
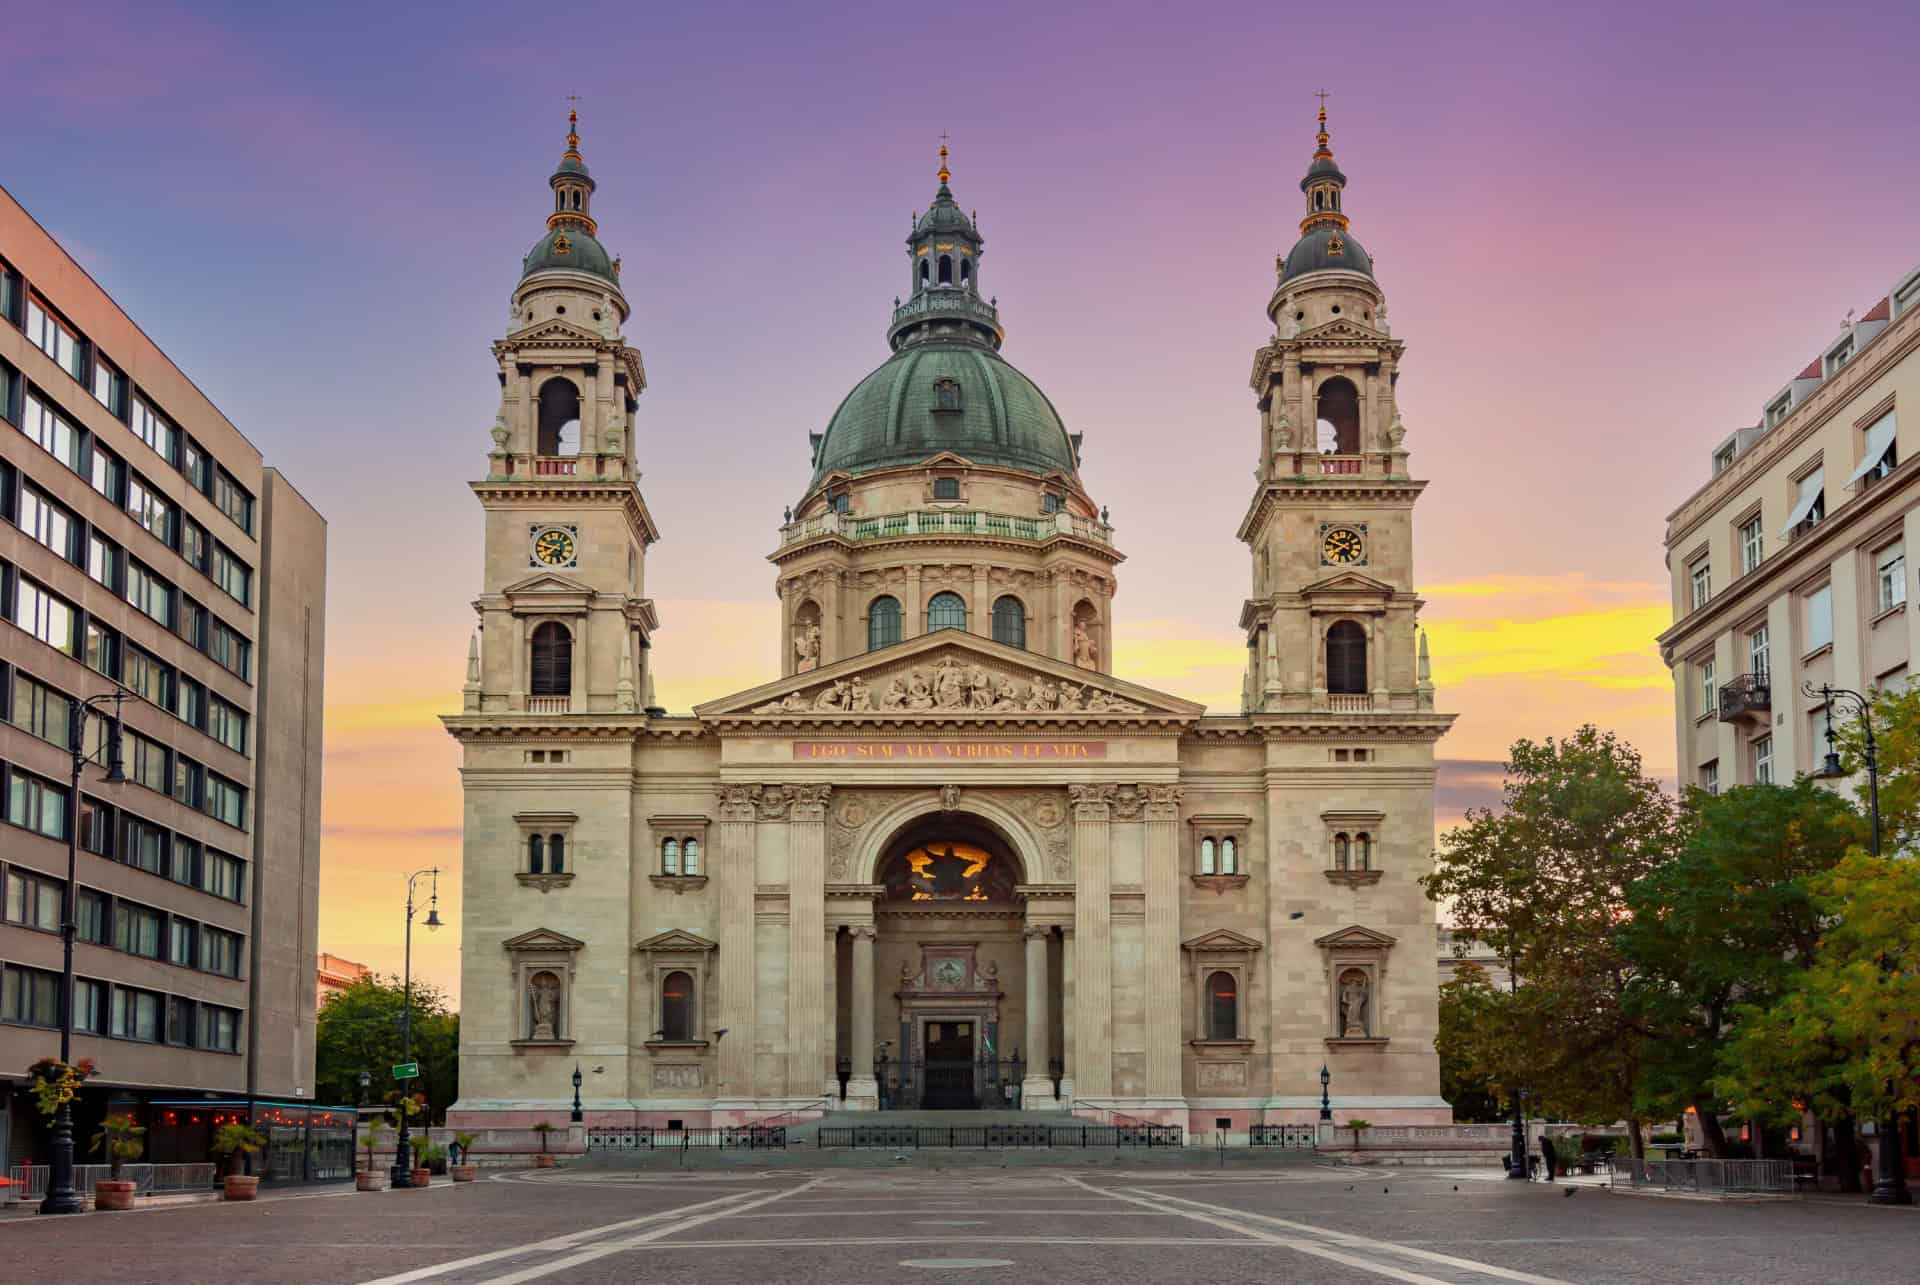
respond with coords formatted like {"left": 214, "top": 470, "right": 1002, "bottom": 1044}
{"left": 794, "top": 741, "right": 1105, "bottom": 761}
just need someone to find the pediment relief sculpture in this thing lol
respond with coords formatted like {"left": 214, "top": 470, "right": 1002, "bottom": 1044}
{"left": 752, "top": 655, "right": 1147, "bottom": 715}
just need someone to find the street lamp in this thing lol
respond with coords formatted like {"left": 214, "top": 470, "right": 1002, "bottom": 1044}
{"left": 390, "top": 868, "right": 441, "bottom": 1191}
{"left": 571, "top": 1065, "right": 584, "bottom": 1124}
{"left": 358, "top": 1070, "right": 371, "bottom": 1107}
{"left": 1806, "top": 682, "right": 1913, "bottom": 1207}
{"left": 1318, "top": 1064, "right": 1332, "bottom": 1122}
{"left": 40, "top": 689, "right": 128, "bottom": 1217}
{"left": 1506, "top": 959, "right": 1528, "bottom": 1181}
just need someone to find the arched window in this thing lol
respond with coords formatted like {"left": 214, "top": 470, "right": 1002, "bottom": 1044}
{"left": 1207, "top": 971, "right": 1238, "bottom": 1040}
{"left": 868, "top": 596, "right": 902, "bottom": 650}
{"left": 938, "top": 254, "right": 953, "bottom": 285}
{"left": 1220, "top": 837, "right": 1237, "bottom": 875}
{"left": 1326, "top": 621, "right": 1367, "bottom": 694}
{"left": 662, "top": 837, "right": 680, "bottom": 876}
{"left": 1315, "top": 377, "right": 1360, "bottom": 454}
{"left": 682, "top": 837, "right": 701, "bottom": 876}
{"left": 528, "top": 834, "right": 545, "bottom": 874}
{"left": 548, "top": 834, "right": 565, "bottom": 874}
{"left": 1199, "top": 837, "right": 1216, "bottom": 875}
{"left": 960, "top": 258, "right": 972, "bottom": 287}
{"left": 1314, "top": 190, "right": 1325, "bottom": 210}
{"left": 530, "top": 622, "right": 573, "bottom": 696}
{"left": 927, "top": 591, "right": 966, "bottom": 632}
{"left": 1355, "top": 833, "right": 1371, "bottom": 871}
{"left": 536, "top": 378, "right": 581, "bottom": 456}
{"left": 1334, "top": 833, "right": 1350, "bottom": 870}
{"left": 660, "top": 970, "right": 694, "bottom": 1041}
{"left": 992, "top": 596, "right": 1026, "bottom": 649}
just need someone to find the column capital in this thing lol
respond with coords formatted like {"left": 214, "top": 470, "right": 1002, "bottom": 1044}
{"left": 1144, "top": 783, "right": 1184, "bottom": 822}
{"left": 787, "top": 783, "right": 833, "bottom": 822}
{"left": 1068, "top": 784, "right": 1114, "bottom": 820}
{"left": 848, "top": 924, "right": 877, "bottom": 942}
{"left": 716, "top": 784, "right": 759, "bottom": 822}
{"left": 1023, "top": 924, "right": 1053, "bottom": 941}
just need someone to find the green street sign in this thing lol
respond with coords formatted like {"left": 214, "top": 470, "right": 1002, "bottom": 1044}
{"left": 392, "top": 1062, "right": 420, "bottom": 1080}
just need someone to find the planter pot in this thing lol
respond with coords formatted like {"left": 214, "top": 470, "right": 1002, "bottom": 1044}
{"left": 450, "top": 1165, "right": 478, "bottom": 1183}
{"left": 94, "top": 1180, "right": 137, "bottom": 1211}
{"left": 534, "top": 1153, "right": 556, "bottom": 1168}
{"left": 223, "top": 1175, "right": 260, "bottom": 1202}
{"left": 356, "top": 1172, "right": 385, "bottom": 1192}
{"left": 410, "top": 1167, "right": 432, "bottom": 1187}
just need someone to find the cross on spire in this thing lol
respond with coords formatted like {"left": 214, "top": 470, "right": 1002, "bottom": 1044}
{"left": 938, "top": 130, "right": 951, "bottom": 184}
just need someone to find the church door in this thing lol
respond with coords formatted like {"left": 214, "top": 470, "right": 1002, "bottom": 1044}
{"left": 922, "top": 1020, "right": 977, "bottom": 1109}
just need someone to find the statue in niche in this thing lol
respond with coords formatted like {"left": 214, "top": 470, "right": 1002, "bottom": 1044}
{"left": 489, "top": 414, "right": 511, "bottom": 453}
{"left": 1071, "top": 620, "right": 1099, "bottom": 668}
{"left": 1278, "top": 299, "right": 1300, "bottom": 339}
{"left": 794, "top": 622, "right": 822, "bottom": 673}
{"left": 1374, "top": 300, "right": 1390, "bottom": 335}
{"left": 1338, "top": 969, "right": 1370, "bottom": 1039}
{"left": 529, "top": 971, "right": 562, "bottom": 1041}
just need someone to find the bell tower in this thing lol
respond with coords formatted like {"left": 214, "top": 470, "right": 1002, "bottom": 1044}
{"left": 466, "top": 111, "right": 660, "bottom": 717}
{"left": 1238, "top": 105, "right": 1434, "bottom": 716}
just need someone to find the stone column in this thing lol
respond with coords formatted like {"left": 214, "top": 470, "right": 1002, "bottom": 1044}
{"left": 1059, "top": 926, "right": 1076, "bottom": 1102}
{"left": 786, "top": 785, "right": 831, "bottom": 1097}
{"left": 849, "top": 925, "right": 877, "bottom": 1105}
{"left": 1143, "top": 785, "right": 1184, "bottom": 1100}
{"left": 1069, "top": 785, "right": 1113, "bottom": 1100}
{"left": 824, "top": 926, "right": 840, "bottom": 1097}
{"left": 714, "top": 787, "right": 760, "bottom": 1108}
{"left": 1021, "top": 926, "right": 1054, "bottom": 1109}
{"left": 904, "top": 566, "right": 924, "bottom": 641}
{"left": 971, "top": 563, "right": 991, "bottom": 638}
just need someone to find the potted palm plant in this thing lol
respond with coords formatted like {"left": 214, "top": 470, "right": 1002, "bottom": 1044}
{"left": 450, "top": 1132, "right": 480, "bottom": 1182}
{"left": 357, "top": 1119, "right": 388, "bottom": 1192}
{"left": 212, "top": 1122, "right": 268, "bottom": 1200}
{"left": 90, "top": 1114, "right": 146, "bottom": 1211}
{"left": 406, "top": 1133, "right": 434, "bottom": 1187}
{"left": 1342, "top": 1117, "right": 1372, "bottom": 1150}
{"left": 530, "top": 1120, "right": 557, "bottom": 1167}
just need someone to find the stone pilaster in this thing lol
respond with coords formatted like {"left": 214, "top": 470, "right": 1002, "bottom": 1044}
{"left": 850, "top": 925, "right": 876, "bottom": 1084}
{"left": 824, "top": 925, "right": 840, "bottom": 1095}
{"left": 714, "top": 786, "right": 759, "bottom": 1100}
{"left": 1059, "top": 926, "right": 1075, "bottom": 1101}
{"left": 1022, "top": 925, "right": 1055, "bottom": 1109}
{"left": 1069, "top": 784, "right": 1113, "bottom": 1099}
{"left": 1143, "top": 784, "right": 1184, "bottom": 1098}
{"left": 785, "top": 785, "right": 831, "bottom": 1097}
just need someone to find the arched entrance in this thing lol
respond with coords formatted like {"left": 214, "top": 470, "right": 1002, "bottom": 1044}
{"left": 870, "top": 814, "right": 1032, "bottom": 1109}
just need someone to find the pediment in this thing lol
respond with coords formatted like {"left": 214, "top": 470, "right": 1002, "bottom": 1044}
{"left": 694, "top": 631, "right": 1204, "bottom": 724}
{"left": 634, "top": 929, "right": 718, "bottom": 954}
{"left": 502, "top": 927, "right": 585, "bottom": 952}
{"left": 1182, "top": 928, "right": 1264, "bottom": 953}
{"left": 1300, "top": 570, "right": 1394, "bottom": 599}
{"left": 505, "top": 317, "right": 605, "bottom": 346}
{"left": 1297, "top": 318, "right": 1388, "bottom": 344}
{"left": 502, "top": 571, "right": 594, "bottom": 597}
{"left": 921, "top": 450, "right": 977, "bottom": 470}
{"left": 1314, "top": 924, "right": 1398, "bottom": 951}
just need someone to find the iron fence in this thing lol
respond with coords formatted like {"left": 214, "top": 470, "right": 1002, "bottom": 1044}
{"left": 876, "top": 1054, "right": 1026, "bottom": 1111}
{"left": 4, "top": 1163, "right": 217, "bottom": 1201}
{"left": 587, "top": 1127, "right": 787, "bottom": 1151}
{"left": 1610, "top": 1158, "right": 1795, "bottom": 1194}
{"left": 817, "top": 1124, "right": 1183, "bottom": 1149}
{"left": 1248, "top": 1124, "right": 1318, "bottom": 1149}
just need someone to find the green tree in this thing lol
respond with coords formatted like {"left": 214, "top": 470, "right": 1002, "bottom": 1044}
{"left": 1619, "top": 780, "right": 1863, "bottom": 1156}
{"left": 1436, "top": 962, "right": 1518, "bottom": 1123}
{"left": 315, "top": 974, "right": 459, "bottom": 1123}
{"left": 1423, "top": 727, "right": 1678, "bottom": 1154}
{"left": 1717, "top": 851, "right": 1920, "bottom": 1150}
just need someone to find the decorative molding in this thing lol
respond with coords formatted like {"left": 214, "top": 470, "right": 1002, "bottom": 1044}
{"left": 1323, "top": 869, "right": 1384, "bottom": 888}
{"left": 516, "top": 872, "right": 576, "bottom": 894}
{"left": 1190, "top": 873, "right": 1250, "bottom": 894}
{"left": 648, "top": 874, "right": 710, "bottom": 895}
{"left": 1324, "top": 1036, "right": 1389, "bottom": 1050}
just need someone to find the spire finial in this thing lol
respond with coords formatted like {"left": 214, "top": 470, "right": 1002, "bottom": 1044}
{"left": 1313, "top": 89, "right": 1332, "bottom": 154}
{"left": 938, "top": 130, "right": 951, "bottom": 185}
{"left": 565, "top": 95, "right": 583, "bottom": 156}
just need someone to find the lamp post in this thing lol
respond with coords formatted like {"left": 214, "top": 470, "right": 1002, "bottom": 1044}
{"left": 1807, "top": 682, "right": 1913, "bottom": 1207}
{"left": 358, "top": 1070, "right": 371, "bottom": 1107}
{"left": 1507, "top": 960, "right": 1528, "bottom": 1180}
{"left": 40, "top": 690, "right": 128, "bottom": 1217}
{"left": 571, "top": 1065, "right": 584, "bottom": 1124}
{"left": 389, "top": 868, "right": 441, "bottom": 1190}
{"left": 1319, "top": 1064, "right": 1332, "bottom": 1122}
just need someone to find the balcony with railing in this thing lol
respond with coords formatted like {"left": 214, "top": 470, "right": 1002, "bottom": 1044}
{"left": 1317, "top": 455, "right": 1364, "bottom": 476}
{"left": 779, "top": 508, "right": 1114, "bottom": 549}
{"left": 1717, "top": 672, "right": 1770, "bottom": 723}
{"left": 1326, "top": 693, "right": 1373, "bottom": 714}
{"left": 527, "top": 695, "right": 571, "bottom": 714}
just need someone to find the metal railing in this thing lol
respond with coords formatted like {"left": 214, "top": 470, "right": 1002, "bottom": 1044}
{"left": 1717, "top": 672, "right": 1771, "bottom": 722}
{"left": 587, "top": 1127, "right": 786, "bottom": 1151}
{"left": 817, "top": 1124, "right": 1183, "bottom": 1150}
{"left": 1610, "top": 1158, "right": 1795, "bottom": 1194}
{"left": 1249, "top": 1124, "right": 1318, "bottom": 1149}
{"left": 6, "top": 1163, "right": 216, "bottom": 1201}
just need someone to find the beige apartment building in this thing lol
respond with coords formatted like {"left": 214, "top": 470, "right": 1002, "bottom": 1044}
{"left": 447, "top": 112, "right": 1454, "bottom": 1133}
{"left": 0, "top": 185, "right": 329, "bottom": 1175}
{"left": 1659, "top": 259, "right": 1920, "bottom": 792}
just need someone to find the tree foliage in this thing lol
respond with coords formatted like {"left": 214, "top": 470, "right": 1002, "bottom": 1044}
{"left": 1423, "top": 727, "right": 1677, "bottom": 1147}
{"left": 315, "top": 974, "right": 459, "bottom": 1123}
{"left": 1436, "top": 963, "right": 1516, "bottom": 1123}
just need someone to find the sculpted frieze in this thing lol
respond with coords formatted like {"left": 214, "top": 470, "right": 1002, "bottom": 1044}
{"left": 751, "top": 655, "right": 1147, "bottom": 716}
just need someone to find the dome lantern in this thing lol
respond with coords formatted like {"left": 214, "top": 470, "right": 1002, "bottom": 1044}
{"left": 1276, "top": 99, "right": 1375, "bottom": 288}
{"left": 520, "top": 108, "right": 623, "bottom": 289}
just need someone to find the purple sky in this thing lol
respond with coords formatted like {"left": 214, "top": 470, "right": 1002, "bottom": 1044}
{"left": 6, "top": 0, "right": 1916, "bottom": 989}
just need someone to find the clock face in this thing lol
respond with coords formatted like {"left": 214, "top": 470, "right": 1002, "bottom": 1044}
{"left": 531, "top": 527, "right": 577, "bottom": 567}
{"left": 1322, "top": 526, "right": 1365, "bottom": 566}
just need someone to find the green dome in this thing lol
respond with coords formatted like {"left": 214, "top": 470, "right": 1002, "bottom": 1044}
{"left": 811, "top": 342, "right": 1078, "bottom": 484}
{"left": 1279, "top": 224, "right": 1373, "bottom": 286}
{"left": 522, "top": 226, "right": 618, "bottom": 284}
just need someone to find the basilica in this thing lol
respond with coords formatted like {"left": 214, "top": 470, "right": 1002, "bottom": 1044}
{"left": 444, "top": 109, "right": 1454, "bottom": 1132}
